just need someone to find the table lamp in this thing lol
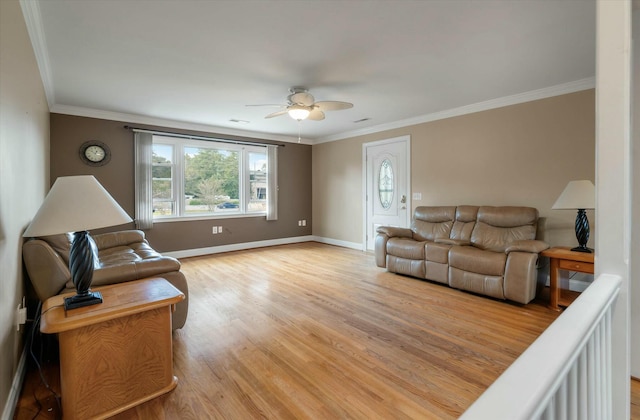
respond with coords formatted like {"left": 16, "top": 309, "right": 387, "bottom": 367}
{"left": 23, "top": 175, "right": 132, "bottom": 309}
{"left": 552, "top": 180, "right": 595, "bottom": 253}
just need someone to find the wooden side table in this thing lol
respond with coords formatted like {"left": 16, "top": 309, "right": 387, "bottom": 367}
{"left": 41, "top": 277, "right": 185, "bottom": 420}
{"left": 541, "top": 247, "right": 594, "bottom": 311}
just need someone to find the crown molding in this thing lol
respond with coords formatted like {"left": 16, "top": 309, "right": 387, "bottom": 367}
{"left": 49, "top": 74, "right": 594, "bottom": 146}
{"left": 315, "top": 77, "right": 596, "bottom": 144}
{"left": 19, "top": 0, "right": 55, "bottom": 109}
{"left": 50, "top": 104, "right": 309, "bottom": 144}
{"left": 44, "top": 76, "right": 594, "bottom": 147}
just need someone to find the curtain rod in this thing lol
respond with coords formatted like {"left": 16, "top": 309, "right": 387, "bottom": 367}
{"left": 124, "top": 126, "right": 285, "bottom": 148}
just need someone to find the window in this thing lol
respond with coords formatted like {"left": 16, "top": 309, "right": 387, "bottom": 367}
{"left": 149, "top": 135, "right": 268, "bottom": 219}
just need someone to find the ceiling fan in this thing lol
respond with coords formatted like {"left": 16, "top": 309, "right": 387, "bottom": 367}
{"left": 249, "top": 87, "right": 353, "bottom": 121}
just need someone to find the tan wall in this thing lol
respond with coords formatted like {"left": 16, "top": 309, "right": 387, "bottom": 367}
{"left": 0, "top": 0, "right": 50, "bottom": 414}
{"left": 313, "top": 90, "right": 596, "bottom": 248}
{"left": 49, "top": 114, "right": 312, "bottom": 252}
{"left": 312, "top": 138, "right": 364, "bottom": 246}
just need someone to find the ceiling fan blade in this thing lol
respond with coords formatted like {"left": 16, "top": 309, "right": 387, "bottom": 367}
{"left": 314, "top": 101, "right": 353, "bottom": 111}
{"left": 307, "top": 109, "right": 325, "bottom": 121}
{"left": 265, "top": 110, "right": 289, "bottom": 119}
{"left": 288, "top": 92, "right": 315, "bottom": 106}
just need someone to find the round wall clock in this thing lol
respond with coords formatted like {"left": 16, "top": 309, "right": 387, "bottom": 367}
{"left": 79, "top": 141, "right": 111, "bottom": 166}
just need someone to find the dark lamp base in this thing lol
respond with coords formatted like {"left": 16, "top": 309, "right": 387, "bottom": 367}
{"left": 571, "top": 246, "right": 593, "bottom": 253}
{"left": 64, "top": 291, "right": 103, "bottom": 310}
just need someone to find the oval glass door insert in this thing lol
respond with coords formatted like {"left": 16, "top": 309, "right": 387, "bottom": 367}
{"left": 378, "top": 158, "right": 394, "bottom": 209}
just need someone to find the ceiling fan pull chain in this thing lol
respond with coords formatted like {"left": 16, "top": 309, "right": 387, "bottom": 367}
{"left": 298, "top": 120, "right": 302, "bottom": 143}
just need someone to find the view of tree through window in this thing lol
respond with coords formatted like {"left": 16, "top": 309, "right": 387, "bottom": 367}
{"left": 151, "top": 137, "right": 267, "bottom": 218}
{"left": 185, "top": 147, "right": 239, "bottom": 214}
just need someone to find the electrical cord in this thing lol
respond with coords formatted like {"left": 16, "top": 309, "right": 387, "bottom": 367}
{"left": 29, "top": 300, "right": 62, "bottom": 419}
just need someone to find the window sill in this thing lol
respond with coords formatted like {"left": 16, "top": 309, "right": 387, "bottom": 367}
{"left": 153, "top": 213, "right": 267, "bottom": 223}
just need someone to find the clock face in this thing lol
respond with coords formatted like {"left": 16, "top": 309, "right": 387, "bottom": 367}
{"left": 79, "top": 141, "right": 111, "bottom": 166}
{"left": 85, "top": 145, "right": 105, "bottom": 162}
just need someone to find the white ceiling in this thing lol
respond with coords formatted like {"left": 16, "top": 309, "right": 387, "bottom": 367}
{"left": 23, "top": 0, "right": 596, "bottom": 143}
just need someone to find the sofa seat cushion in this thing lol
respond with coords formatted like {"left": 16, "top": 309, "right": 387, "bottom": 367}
{"left": 65, "top": 242, "right": 181, "bottom": 289}
{"left": 449, "top": 246, "right": 507, "bottom": 276}
{"left": 387, "top": 238, "right": 426, "bottom": 260}
{"left": 425, "top": 242, "right": 451, "bottom": 264}
{"left": 99, "top": 242, "right": 165, "bottom": 263}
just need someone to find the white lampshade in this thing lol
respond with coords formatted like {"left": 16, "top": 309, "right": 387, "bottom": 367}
{"left": 552, "top": 180, "right": 595, "bottom": 210}
{"left": 23, "top": 175, "right": 132, "bottom": 237}
{"left": 288, "top": 105, "right": 310, "bottom": 121}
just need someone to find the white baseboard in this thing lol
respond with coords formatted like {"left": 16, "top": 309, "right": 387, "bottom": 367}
{"left": 164, "top": 235, "right": 316, "bottom": 259}
{"left": 2, "top": 346, "right": 27, "bottom": 420}
{"left": 310, "top": 236, "right": 364, "bottom": 251}
{"left": 164, "top": 235, "right": 365, "bottom": 259}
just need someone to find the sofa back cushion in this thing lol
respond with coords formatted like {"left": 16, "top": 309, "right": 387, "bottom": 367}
{"left": 40, "top": 233, "right": 73, "bottom": 264}
{"left": 471, "top": 206, "right": 538, "bottom": 252}
{"left": 450, "top": 205, "right": 479, "bottom": 241}
{"left": 411, "top": 206, "right": 455, "bottom": 241}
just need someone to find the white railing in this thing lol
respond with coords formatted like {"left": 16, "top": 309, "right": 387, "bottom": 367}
{"left": 461, "top": 273, "right": 622, "bottom": 420}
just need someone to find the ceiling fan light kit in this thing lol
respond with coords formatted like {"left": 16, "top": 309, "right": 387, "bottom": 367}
{"left": 252, "top": 87, "right": 353, "bottom": 122}
{"left": 287, "top": 105, "right": 311, "bottom": 121}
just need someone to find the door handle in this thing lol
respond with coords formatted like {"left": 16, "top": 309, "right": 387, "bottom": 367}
{"left": 400, "top": 195, "right": 406, "bottom": 204}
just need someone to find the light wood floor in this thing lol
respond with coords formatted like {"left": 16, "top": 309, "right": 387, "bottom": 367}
{"left": 13, "top": 242, "right": 638, "bottom": 419}
{"left": 634, "top": 377, "right": 640, "bottom": 419}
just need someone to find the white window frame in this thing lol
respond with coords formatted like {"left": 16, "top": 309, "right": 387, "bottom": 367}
{"left": 152, "top": 135, "right": 268, "bottom": 221}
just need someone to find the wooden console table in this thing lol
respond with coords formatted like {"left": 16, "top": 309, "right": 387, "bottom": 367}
{"left": 41, "top": 277, "right": 184, "bottom": 420}
{"left": 541, "top": 247, "right": 594, "bottom": 311}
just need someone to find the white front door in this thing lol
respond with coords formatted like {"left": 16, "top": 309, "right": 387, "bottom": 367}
{"left": 364, "top": 136, "right": 410, "bottom": 251}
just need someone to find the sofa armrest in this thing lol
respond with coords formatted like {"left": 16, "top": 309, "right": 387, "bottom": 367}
{"left": 23, "top": 239, "right": 71, "bottom": 301}
{"left": 93, "top": 230, "right": 146, "bottom": 250}
{"left": 505, "top": 240, "right": 549, "bottom": 254}
{"left": 376, "top": 226, "right": 413, "bottom": 238}
{"left": 504, "top": 251, "right": 539, "bottom": 304}
{"left": 375, "top": 227, "right": 413, "bottom": 268}
{"left": 435, "top": 238, "right": 471, "bottom": 246}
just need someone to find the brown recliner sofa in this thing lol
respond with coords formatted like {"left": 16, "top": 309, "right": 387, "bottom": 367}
{"left": 23, "top": 230, "right": 188, "bottom": 329}
{"left": 375, "top": 206, "right": 549, "bottom": 304}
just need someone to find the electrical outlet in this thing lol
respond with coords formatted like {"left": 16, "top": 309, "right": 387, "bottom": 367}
{"left": 218, "top": 226, "right": 223, "bottom": 233}
{"left": 212, "top": 226, "right": 218, "bottom": 234}
{"left": 302, "top": 220, "right": 307, "bottom": 226}
{"left": 298, "top": 220, "right": 302, "bottom": 226}
{"left": 16, "top": 303, "right": 27, "bottom": 331}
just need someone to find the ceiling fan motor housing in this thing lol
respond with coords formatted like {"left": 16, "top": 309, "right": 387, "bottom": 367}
{"left": 288, "top": 89, "right": 315, "bottom": 107}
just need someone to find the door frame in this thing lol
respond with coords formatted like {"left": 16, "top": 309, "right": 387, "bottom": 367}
{"left": 362, "top": 135, "right": 411, "bottom": 251}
